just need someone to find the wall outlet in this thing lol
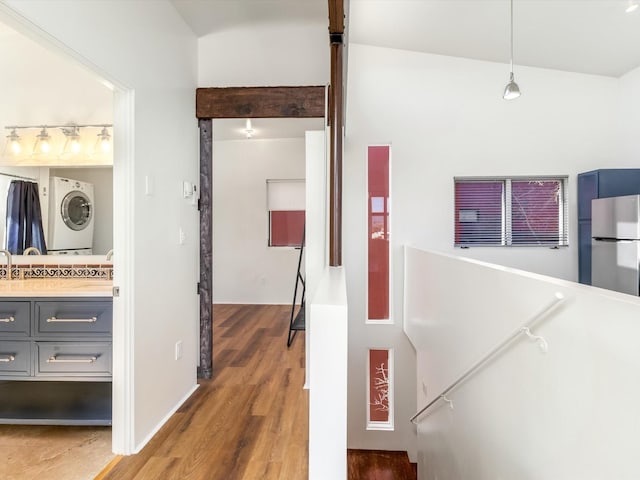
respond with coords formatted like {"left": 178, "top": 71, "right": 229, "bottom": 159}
{"left": 175, "top": 341, "right": 183, "bottom": 360}
{"left": 179, "top": 227, "right": 186, "bottom": 245}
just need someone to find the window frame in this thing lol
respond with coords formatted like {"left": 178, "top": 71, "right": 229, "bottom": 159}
{"left": 454, "top": 175, "right": 569, "bottom": 248}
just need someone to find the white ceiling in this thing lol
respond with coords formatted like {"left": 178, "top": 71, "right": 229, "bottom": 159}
{"left": 171, "top": 0, "right": 327, "bottom": 37}
{"left": 173, "top": 0, "right": 640, "bottom": 78}
{"left": 349, "top": 0, "right": 640, "bottom": 78}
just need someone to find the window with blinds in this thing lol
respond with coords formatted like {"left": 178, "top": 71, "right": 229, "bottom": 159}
{"left": 454, "top": 177, "right": 568, "bottom": 247}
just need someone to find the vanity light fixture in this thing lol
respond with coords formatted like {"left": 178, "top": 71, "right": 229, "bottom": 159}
{"left": 626, "top": 0, "right": 639, "bottom": 12}
{"left": 34, "top": 127, "right": 51, "bottom": 154}
{"left": 3, "top": 123, "right": 112, "bottom": 158}
{"left": 503, "top": 0, "right": 521, "bottom": 100}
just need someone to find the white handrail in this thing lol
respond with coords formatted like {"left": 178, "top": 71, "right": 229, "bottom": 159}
{"left": 410, "top": 292, "right": 566, "bottom": 424}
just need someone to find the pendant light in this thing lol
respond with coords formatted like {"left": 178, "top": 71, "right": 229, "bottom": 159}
{"left": 503, "top": 0, "right": 521, "bottom": 100}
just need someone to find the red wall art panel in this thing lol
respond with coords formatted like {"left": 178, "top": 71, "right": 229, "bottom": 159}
{"left": 368, "top": 145, "right": 390, "bottom": 320}
{"left": 368, "top": 349, "right": 391, "bottom": 426}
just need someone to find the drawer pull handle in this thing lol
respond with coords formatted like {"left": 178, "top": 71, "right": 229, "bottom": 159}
{"left": 47, "top": 316, "right": 98, "bottom": 323}
{"left": 47, "top": 355, "right": 97, "bottom": 363}
{"left": 0, "top": 316, "right": 15, "bottom": 323}
{"left": 0, "top": 355, "right": 15, "bottom": 362}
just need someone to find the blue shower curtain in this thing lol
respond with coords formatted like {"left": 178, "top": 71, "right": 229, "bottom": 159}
{"left": 6, "top": 180, "right": 47, "bottom": 255}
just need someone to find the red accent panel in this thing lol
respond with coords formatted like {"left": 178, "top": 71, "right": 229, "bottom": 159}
{"left": 270, "top": 210, "right": 305, "bottom": 247}
{"left": 369, "top": 349, "right": 390, "bottom": 423}
{"left": 368, "top": 146, "right": 390, "bottom": 320}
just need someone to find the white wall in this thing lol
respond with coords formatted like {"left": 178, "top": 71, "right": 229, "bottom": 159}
{"left": 309, "top": 267, "right": 348, "bottom": 480}
{"left": 213, "top": 137, "right": 305, "bottom": 304}
{"left": 344, "top": 43, "right": 628, "bottom": 457}
{"left": 405, "top": 247, "right": 640, "bottom": 479}
{"left": 198, "top": 20, "right": 329, "bottom": 86}
{"left": 51, "top": 167, "right": 113, "bottom": 255}
{"left": 618, "top": 64, "right": 640, "bottom": 161}
{"left": 1, "top": 0, "right": 200, "bottom": 453}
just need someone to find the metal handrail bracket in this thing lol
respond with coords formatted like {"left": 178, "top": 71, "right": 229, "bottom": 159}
{"left": 410, "top": 291, "right": 565, "bottom": 424}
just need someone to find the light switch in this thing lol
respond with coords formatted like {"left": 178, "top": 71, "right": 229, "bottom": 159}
{"left": 145, "top": 175, "right": 154, "bottom": 196}
{"left": 183, "top": 181, "right": 194, "bottom": 198}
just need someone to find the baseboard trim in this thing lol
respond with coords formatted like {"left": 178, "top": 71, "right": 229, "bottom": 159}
{"left": 133, "top": 383, "right": 199, "bottom": 454}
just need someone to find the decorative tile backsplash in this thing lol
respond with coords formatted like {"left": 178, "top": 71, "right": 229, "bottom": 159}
{"left": 0, "top": 264, "right": 113, "bottom": 281}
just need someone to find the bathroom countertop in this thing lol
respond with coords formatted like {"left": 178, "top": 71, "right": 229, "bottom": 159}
{"left": 0, "top": 279, "right": 113, "bottom": 297}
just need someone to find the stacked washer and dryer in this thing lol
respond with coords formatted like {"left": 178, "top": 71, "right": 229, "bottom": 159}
{"left": 47, "top": 176, "right": 95, "bottom": 255}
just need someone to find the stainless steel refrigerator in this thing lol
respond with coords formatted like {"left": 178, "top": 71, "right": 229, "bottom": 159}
{"left": 592, "top": 194, "right": 640, "bottom": 295}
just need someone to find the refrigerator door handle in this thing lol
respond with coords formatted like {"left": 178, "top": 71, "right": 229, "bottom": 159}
{"left": 593, "top": 238, "right": 636, "bottom": 243}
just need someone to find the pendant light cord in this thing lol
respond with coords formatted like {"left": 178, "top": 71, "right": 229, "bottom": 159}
{"left": 510, "top": 0, "right": 514, "bottom": 74}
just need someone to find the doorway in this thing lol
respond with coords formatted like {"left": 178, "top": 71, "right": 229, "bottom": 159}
{"left": 0, "top": 7, "right": 135, "bottom": 455}
{"left": 196, "top": 86, "right": 326, "bottom": 380}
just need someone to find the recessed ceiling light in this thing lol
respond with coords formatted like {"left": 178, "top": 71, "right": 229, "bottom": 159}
{"left": 626, "top": 1, "right": 638, "bottom": 13}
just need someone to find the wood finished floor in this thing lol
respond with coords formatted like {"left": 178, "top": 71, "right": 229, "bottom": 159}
{"left": 347, "top": 450, "right": 416, "bottom": 480}
{"left": 104, "top": 304, "right": 308, "bottom": 480}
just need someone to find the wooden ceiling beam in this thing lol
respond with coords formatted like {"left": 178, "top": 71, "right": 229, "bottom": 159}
{"left": 196, "top": 86, "right": 325, "bottom": 119}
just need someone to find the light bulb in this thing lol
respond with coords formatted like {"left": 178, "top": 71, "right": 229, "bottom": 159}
{"left": 627, "top": 1, "right": 638, "bottom": 12}
{"left": 71, "top": 137, "right": 81, "bottom": 154}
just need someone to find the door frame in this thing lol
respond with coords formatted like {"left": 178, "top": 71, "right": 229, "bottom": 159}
{"left": 196, "top": 86, "right": 326, "bottom": 379}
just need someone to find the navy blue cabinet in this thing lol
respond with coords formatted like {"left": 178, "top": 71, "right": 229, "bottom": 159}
{"left": 578, "top": 169, "right": 640, "bottom": 284}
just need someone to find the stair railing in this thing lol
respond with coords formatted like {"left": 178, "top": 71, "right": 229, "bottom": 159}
{"left": 410, "top": 291, "right": 566, "bottom": 424}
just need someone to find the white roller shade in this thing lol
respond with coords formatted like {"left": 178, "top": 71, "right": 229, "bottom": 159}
{"left": 267, "top": 179, "right": 305, "bottom": 211}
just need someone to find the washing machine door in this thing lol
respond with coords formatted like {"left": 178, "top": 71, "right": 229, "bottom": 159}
{"left": 61, "top": 190, "right": 92, "bottom": 231}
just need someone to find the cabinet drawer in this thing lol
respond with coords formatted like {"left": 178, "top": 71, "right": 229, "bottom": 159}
{"left": 36, "top": 342, "right": 111, "bottom": 376}
{"left": 0, "top": 341, "right": 31, "bottom": 376}
{"left": 0, "top": 302, "right": 30, "bottom": 336}
{"left": 35, "top": 301, "right": 112, "bottom": 336}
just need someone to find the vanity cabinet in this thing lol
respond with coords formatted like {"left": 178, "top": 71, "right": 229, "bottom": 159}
{"left": 0, "top": 297, "right": 112, "bottom": 425}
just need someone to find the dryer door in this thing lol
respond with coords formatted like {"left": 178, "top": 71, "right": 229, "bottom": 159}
{"left": 61, "top": 190, "right": 92, "bottom": 231}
